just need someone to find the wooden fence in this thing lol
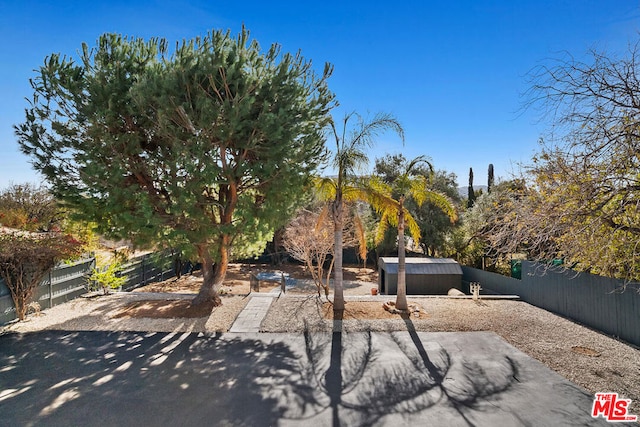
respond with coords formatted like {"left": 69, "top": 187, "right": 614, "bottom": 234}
{"left": 118, "top": 251, "right": 175, "bottom": 291}
{"left": 462, "top": 261, "right": 640, "bottom": 347}
{"left": 0, "top": 250, "right": 177, "bottom": 325}
{"left": 0, "top": 257, "right": 96, "bottom": 325}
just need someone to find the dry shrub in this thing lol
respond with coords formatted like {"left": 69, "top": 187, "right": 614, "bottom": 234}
{"left": 0, "top": 232, "right": 83, "bottom": 320}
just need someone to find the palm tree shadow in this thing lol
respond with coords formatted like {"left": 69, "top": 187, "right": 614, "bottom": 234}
{"left": 327, "top": 309, "right": 345, "bottom": 427}
{"left": 291, "top": 309, "right": 522, "bottom": 426}
{"left": 397, "top": 313, "right": 521, "bottom": 425}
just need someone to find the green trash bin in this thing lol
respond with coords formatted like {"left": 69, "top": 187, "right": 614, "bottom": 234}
{"left": 510, "top": 260, "right": 522, "bottom": 279}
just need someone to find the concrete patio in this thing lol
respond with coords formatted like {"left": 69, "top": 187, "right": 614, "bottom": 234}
{"left": 0, "top": 329, "right": 626, "bottom": 426}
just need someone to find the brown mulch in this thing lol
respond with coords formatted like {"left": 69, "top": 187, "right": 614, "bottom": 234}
{"left": 125, "top": 263, "right": 379, "bottom": 319}
{"left": 113, "top": 299, "right": 215, "bottom": 319}
{"left": 571, "top": 345, "right": 602, "bottom": 357}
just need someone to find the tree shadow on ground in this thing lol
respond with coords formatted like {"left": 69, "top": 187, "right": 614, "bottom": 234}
{"left": 281, "top": 310, "right": 523, "bottom": 426}
{"left": 0, "top": 330, "right": 306, "bottom": 426}
{"left": 1, "top": 325, "right": 596, "bottom": 426}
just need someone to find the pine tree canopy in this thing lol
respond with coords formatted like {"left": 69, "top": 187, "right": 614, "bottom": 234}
{"left": 16, "top": 28, "right": 335, "bottom": 263}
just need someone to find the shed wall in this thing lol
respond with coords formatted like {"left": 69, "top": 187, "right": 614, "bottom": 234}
{"left": 378, "top": 265, "right": 462, "bottom": 295}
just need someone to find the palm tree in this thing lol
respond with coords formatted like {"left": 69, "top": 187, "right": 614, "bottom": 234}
{"left": 317, "top": 112, "right": 404, "bottom": 311}
{"left": 373, "top": 155, "right": 457, "bottom": 311}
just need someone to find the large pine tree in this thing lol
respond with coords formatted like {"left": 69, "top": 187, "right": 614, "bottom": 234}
{"left": 16, "top": 28, "right": 335, "bottom": 306}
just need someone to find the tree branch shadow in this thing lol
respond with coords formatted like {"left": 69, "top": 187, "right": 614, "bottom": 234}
{"left": 1, "top": 322, "right": 549, "bottom": 426}
{"left": 0, "top": 330, "right": 309, "bottom": 426}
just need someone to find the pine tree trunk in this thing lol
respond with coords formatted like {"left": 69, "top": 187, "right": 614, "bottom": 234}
{"left": 191, "top": 242, "right": 224, "bottom": 307}
{"left": 332, "top": 197, "right": 345, "bottom": 311}
{"left": 192, "top": 182, "right": 236, "bottom": 308}
{"left": 396, "top": 199, "right": 408, "bottom": 311}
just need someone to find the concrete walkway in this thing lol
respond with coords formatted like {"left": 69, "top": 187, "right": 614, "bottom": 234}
{"left": 229, "top": 291, "right": 280, "bottom": 333}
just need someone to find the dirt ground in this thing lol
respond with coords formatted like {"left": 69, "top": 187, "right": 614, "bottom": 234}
{"left": 122, "top": 263, "right": 380, "bottom": 319}
{"left": 112, "top": 299, "right": 216, "bottom": 319}
{"left": 320, "top": 301, "right": 427, "bottom": 320}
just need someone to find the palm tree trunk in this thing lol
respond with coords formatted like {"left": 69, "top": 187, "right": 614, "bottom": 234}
{"left": 332, "top": 198, "right": 345, "bottom": 311}
{"left": 396, "top": 199, "right": 408, "bottom": 311}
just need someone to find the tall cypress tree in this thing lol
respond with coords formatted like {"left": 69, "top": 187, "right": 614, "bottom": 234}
{"left": 488, "top": 164, "right": 494, "bottom": 193}
{"left": 467, "top": 167, "right": 476, "bottom": 208}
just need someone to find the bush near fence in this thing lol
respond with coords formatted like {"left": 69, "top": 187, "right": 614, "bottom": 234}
{"left": 0, "top": 250, "right": 178, "bottom": 325}
{"left": 462, "top": 261, "right": 640, "bottom": 347}
{"left": 0, "top": 257, "right": 95, "bottom": 325}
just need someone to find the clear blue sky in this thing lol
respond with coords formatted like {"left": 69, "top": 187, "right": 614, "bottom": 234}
{"left": 1, "top": 0, "right": 639, "bottom": 189}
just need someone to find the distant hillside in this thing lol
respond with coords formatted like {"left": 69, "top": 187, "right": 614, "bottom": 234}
{"left": 457, "top": 185, "right": 488, "bottom": 198}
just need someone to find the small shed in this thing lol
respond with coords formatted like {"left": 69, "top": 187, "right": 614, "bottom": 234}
{"left": 378, "top": 257, "right": 463, "bottom": 295}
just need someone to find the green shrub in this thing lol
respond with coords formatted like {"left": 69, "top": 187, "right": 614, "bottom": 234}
{"left": 88, "top": 262, "right": 127, "bottom": 294}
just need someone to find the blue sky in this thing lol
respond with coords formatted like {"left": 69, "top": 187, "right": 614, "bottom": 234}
{"left": 1, "top": 1, "right": 639, "bottom": 189}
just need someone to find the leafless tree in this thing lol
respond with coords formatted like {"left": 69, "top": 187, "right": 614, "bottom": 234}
{"left": 526, "top": 43, "right": 640, "bottom": 231}
{"left": 283, "top": 204, "right": 364, "bottom": 298}
{"left": 520, "top": 41, "right": 640, "bottom": 281}
{"left": 283, "top": 208, "right": 335, "bottom": 298}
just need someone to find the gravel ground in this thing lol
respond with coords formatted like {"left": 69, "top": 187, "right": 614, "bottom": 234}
{"left": 1, "top": 292, "right": 249, "bottom": 334}
{"left": 2, "top": 281, "right": 639, "bottom": 417}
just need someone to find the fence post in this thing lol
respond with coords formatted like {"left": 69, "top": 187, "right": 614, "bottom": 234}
{"left": 142, "top": 255, "right": 147, "bottom": 286}
{"left": 48, "top": 269, "right": 53, "bottom": 309}
{"left": 160, "top": 252, "right": 165, "bottom": 282}
{"left": 250, "top": 274, "right": 259, "bottom": 292}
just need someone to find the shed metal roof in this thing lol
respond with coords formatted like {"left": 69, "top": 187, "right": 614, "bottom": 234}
{"left": 378, "top": 257, "right": 462, "bottom": 275}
